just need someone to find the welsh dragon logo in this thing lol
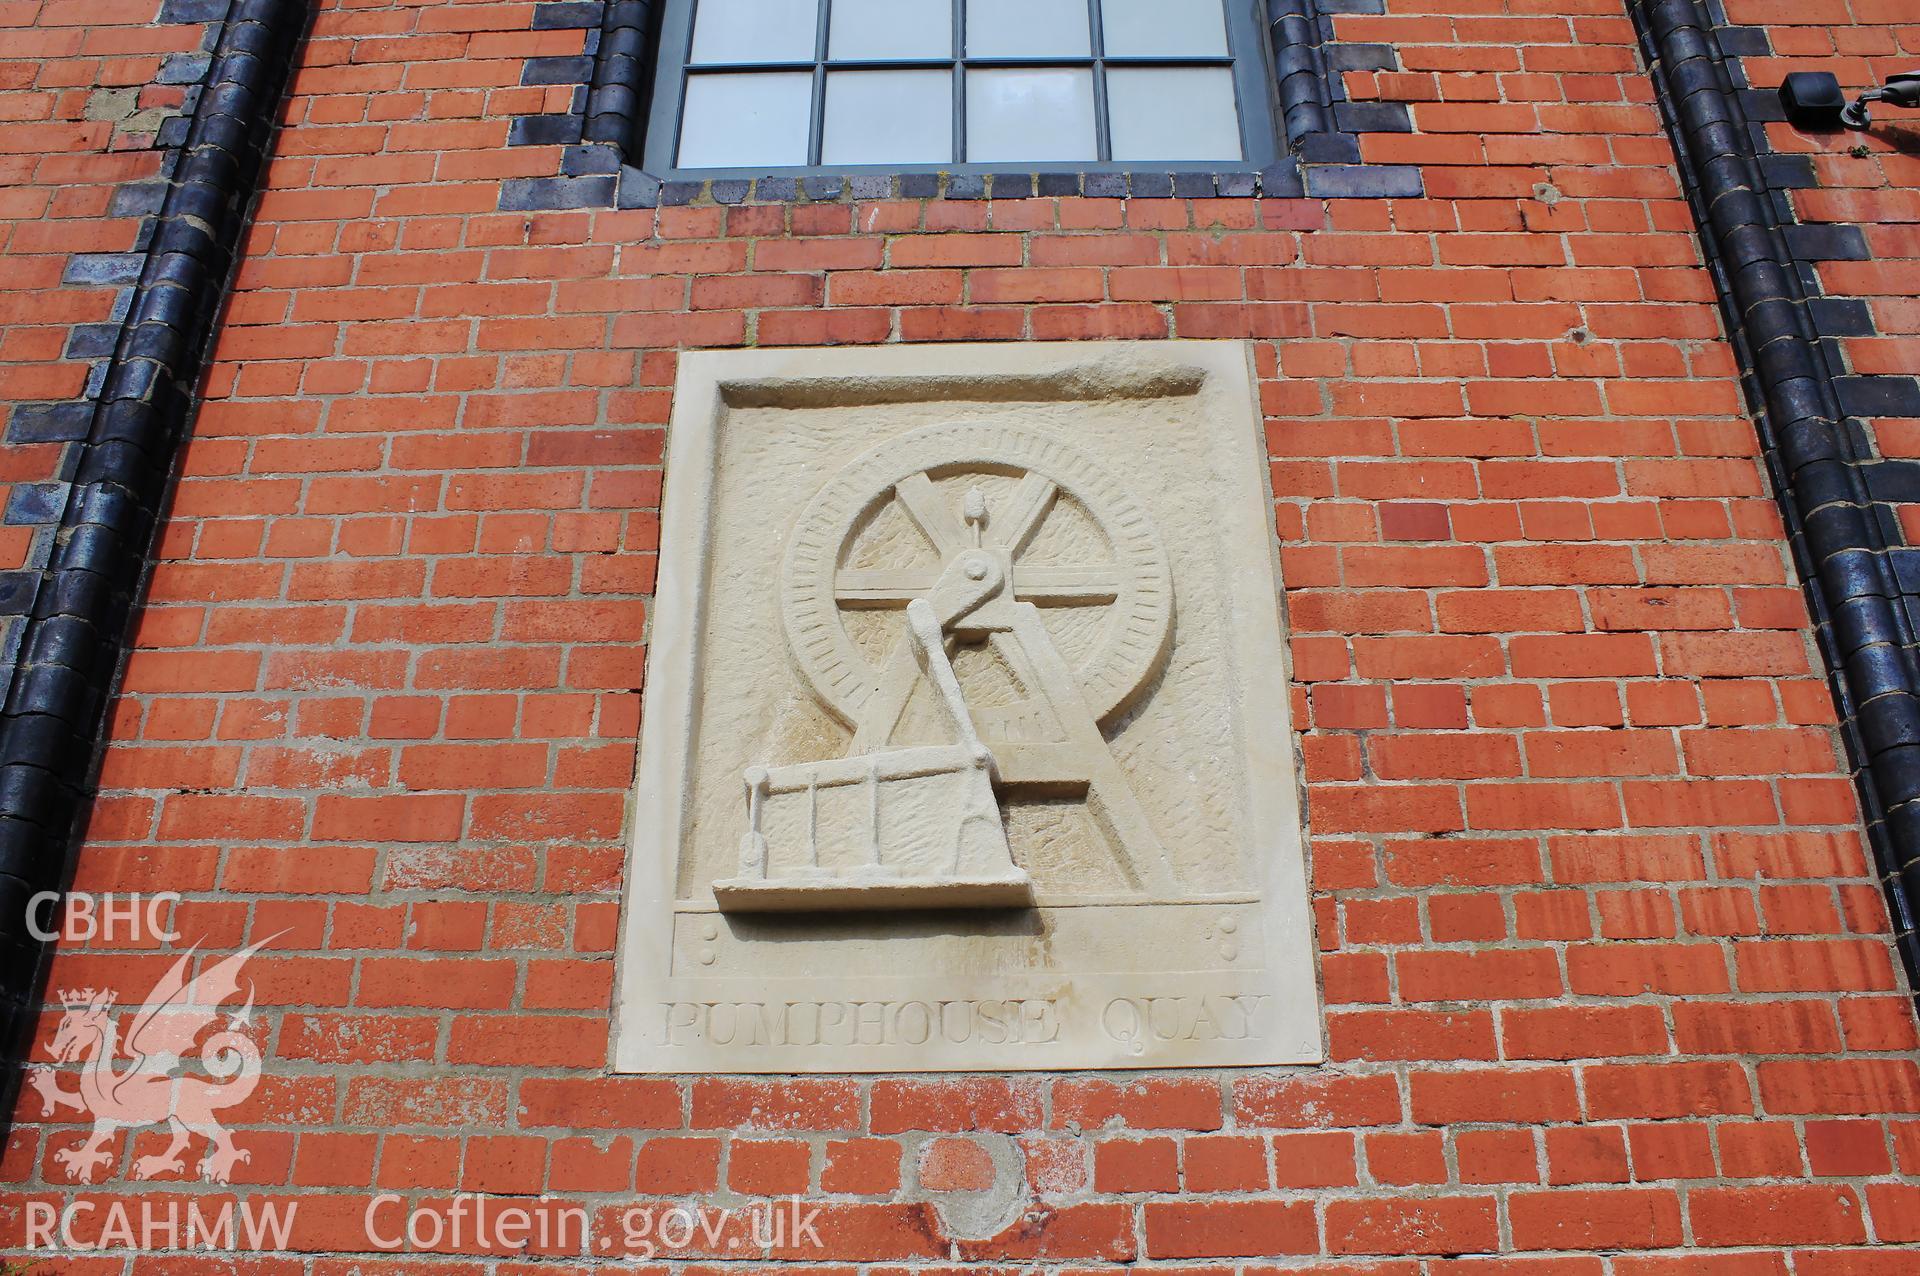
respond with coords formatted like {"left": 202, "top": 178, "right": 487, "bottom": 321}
{"left": 28, "top": 939, "right": 272, "bottom": 1184}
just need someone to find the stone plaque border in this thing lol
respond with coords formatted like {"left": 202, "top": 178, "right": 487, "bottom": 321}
{"left": 613, "top": 340, "right": 1322, "bottom": 1072}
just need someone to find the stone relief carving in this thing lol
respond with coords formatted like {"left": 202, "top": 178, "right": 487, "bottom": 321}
{"left": 716, "top": 424, "right": 1178, "bottom": 911}
{"left": 616, "top": 341, "right": 1320, "bottom": 1072}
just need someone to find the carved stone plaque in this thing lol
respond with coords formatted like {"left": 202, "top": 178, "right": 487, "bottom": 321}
{"left": 615, "top": 341, "right": 1320, "bottom": 1071}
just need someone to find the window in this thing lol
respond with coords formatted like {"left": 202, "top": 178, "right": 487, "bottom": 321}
{"left": 642, "top": 0, "right": 1279, "bottom": 175}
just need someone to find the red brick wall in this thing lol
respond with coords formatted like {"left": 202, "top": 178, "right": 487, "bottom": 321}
{"left": 0, "top": 0, "right": 228, "bottom": 665}
{"left": 5, "top": 0, "right": 1920, "bottom": 1268}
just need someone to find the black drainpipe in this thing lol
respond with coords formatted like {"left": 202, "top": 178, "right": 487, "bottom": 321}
{"left": 1632, "top": 0, "right": 1920, "bottom": 983}
{"left": 0, "top": 0, "right": 309, "bottom": 1115}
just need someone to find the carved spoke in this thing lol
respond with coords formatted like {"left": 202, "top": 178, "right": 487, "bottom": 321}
{"left": 835, "top": 565, "right": 1119, "bottom": 608}
{"left": 1012, "top": 565, "right": 1122, "bottom": 605}
{"left": 893, "top": 473, "right": 968, "bottom": 557}
{"left": 834, "top": 569, "right": 942, "bottom": 606}
{"left": 997, "top": 474, "right": 1058, "bottom": 556}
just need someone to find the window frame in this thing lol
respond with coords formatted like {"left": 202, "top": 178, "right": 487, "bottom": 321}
{"left": 639, "top": 0, "right": 1283, "bottom": 178}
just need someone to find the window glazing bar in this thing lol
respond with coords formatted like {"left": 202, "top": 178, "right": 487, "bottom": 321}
{"left": 951, "top": 0, "right": 967, "bottom": 162}
{"left": 1086, "top": 0, "right": 1111, "bottom": 161}
{"left": 808, "top": 0, "right": 831, "bottom": 165}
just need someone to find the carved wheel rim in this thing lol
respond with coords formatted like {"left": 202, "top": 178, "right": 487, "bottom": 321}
{"left": 782, "top": 422, "right": 1174, "bottom": 728}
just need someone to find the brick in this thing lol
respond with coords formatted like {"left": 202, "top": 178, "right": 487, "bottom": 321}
{"left": 1184, "top": 1135, "right": 1267, "bottom": 1191}
{"left": 1398, "top": 947, "right": 1562, "bottom": 1002}
{"left": 1585, "top": 1062, "right": 1754, "bottom": 1119}
{"left": 1757, "top": 1060, "right": 1920, "bottom": 1116}
{"left": 1502, "top": 1005, "right": 1671, "bottom": 1060}
{"left": 1143, "top": 1200, "right": 1317, "bottom": 1258}
{"left": 871, "top": 1078, "right": 1042, "bottom": 1133}
{"left": 634, "top": 1136, "right": 722, "bottom": 1192}
{"left": 1235, "top": 1073, "right": 1402, "bottom": 1128}
{"left": 1510, "top": 1189, "right": 1683, "bottom": 1250}
{"left": 1546, "top": 1126, "right": 1631, "bottom": 1184}
{"left": 1092, "top": 1137, "right": 1178, "bottom": 1192}
{"left": 1366, "top": 1130, "right": 1447, "bottom": 1185}
{"left": 1690, "top": 1185, "right": 1868, "bottom": 1246}
{"left": 822, "top": 1138, "right": 901, "bottom": 1194}
{"left": 1412, "top": 1069, "right": 1581, "bottom": 1123}
{"left": 1054, "top": 1077, "right": 1222, "bottom": 1130}
{"left": 731, "top": 1138, "right": 812, "bottom": 1194}
{"left": 1328, "top": 1197, "right": 1499, "bottom": 1255}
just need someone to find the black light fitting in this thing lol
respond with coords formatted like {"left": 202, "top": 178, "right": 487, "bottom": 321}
{"left": 1779, "top": 69, "right": 1920, "bottom": 131}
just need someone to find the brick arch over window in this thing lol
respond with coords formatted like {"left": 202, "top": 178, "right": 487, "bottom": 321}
{"left": 568, "top": 0, "right": 1419, "bottom": 204}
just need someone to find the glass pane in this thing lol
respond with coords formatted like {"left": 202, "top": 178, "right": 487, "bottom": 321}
{"left": 1099, "top": 0, "right": 1228, "bottom": 57}
{"left": 1106, "top": 66, "right": 1241, "bottom": 160}
{"left": 829, "top": 0, "right": 950, "bottom": 59}
{"left": 965, "top": 67, "right": 1095, "bottom": 162}
{"left": 965, "top": 0, "right": 1089, "bottom": 57}
{"left": 689, "top": 0, "right": 818, "bottom": 64}
{"left": 823, "top": 70, "right": 952, "bottom": 164}
{"left": 677, "top": 71, "right": 813, "bottom": 167}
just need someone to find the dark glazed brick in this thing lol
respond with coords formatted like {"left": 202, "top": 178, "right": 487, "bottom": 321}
{"left": 3, "top": 485, "right": 65, "bottom": 528}
{"left": 1893, "top": 550, "right": 1920, "bottom": 597}
{"left": 64, "top": 326, "right": 121, "bottom": 361}
{"left": 522, "top": 55, "right": 594, "bottom": 86}
{"left": 1717, "top": 25, "right": 1772, "bottom": 55}
{"left": 498, "top": 175, "right": 616, "bottom": 211}
{"left": 1818, "top": 335, "right": 1851, "bottom": 382}
{"left": 898, "top": 174, "right": 939, "bottom": 199}
{"left": 0, "top": 573, "right": 36, "bottom": 617}
{"left": 1335, "top": 102, "right": 1413, "bottom": 133}
{"left": 756, "top": 176, "right": 802, "bottom": 201}
{"left": 1327, "top": 43, "right": 1395, "bottom": 72}
{"left": 1299, "top": 132, "right": 1363, "bottom": 163}
{"left": 158, "top": 53, "right": 212, "bottom": 85}
{"left": 1037, "top": 172, "right": 1080, "bottom": 197}
{"left": 1258, "top": 163, "right": 1306, "bottom": 196}
{"left": 1170, "top": 172, "right": 1215, "bottom": 198}
{"left": 801, "top": 175, "right": 844, "bottom": 200}
{"left": 1738, "top": 87, "right": 1786, "bottom": 121}
{"left": 660, "top": 180, "right": 703, "bottom": 205}
{"left": 533, "top": 1, "right": 605, "bottom": 26}
{"left": 1867, "top": 462, "right": 1920, "bottom": 505}
{"left": 109, "top": 184, "right": 167, "bottom": 219}
{"left": 617, "top": 167, "right": 663, "bottom": 208}
{"left": 62, "top": 255, "right": 143, "bottom": 287}
{"left": 987, "top": 173, "right": 1034, "bottom": 199}
{"left": 1305, "top": 164, "right": 1422, "bottom": 198}
{"left": 561, "top": 143, "right": 621, "bottom": 174}
{"left": 946, "top": 175, "right": 986, "bottom": 200}
{"left": 1083, "top": 173, "right": 1127, "bottom": 198}
{"left": 848, "top": 175, "right": 892, "bottom": 201}
{"left": 157, "top": 0, "right": 226, "bottom": 19}
{"left": 1838, "top": 377, "right": 1920, "bottom": 420}
{"left": 1810, "top": 297, "right": 1875, "bottom": 337}
{"left": 5, "top": 404, "right": 93, "bottom": 444}
{"left": 1128, "top": 172, "right": 1173, "bottom": 198}
{"left": 509, "top": 114, "right": 584, "bottom": 146}
{"left": 1784, "top": 224, "right": 1870, "bottom": 261}
{"left": 1758, "top": 154, "right": 1816, "bottom": 188}
{"left": 1218, "top": 171, "right": 1257, "bottom": 197}
{"left": 710, "top": 179, "right": 750, "bottom": 205}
